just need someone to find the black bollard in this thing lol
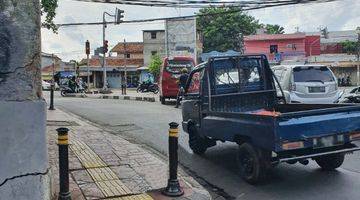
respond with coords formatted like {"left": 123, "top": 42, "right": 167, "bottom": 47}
{"left": 49, "top": 83, "right": 55, "bottom": 110}
{"left": 56, "top": 127, "right": 71, "bottom": 200}
{"left": 162, "top": 122, "right": 184, "bottom": 197}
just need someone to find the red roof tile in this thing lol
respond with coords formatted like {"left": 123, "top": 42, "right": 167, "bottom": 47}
{"left": 111, "top": 42, "right": 143, "bottom": 53}
{"left": 82, "top": 57, "right": 143, "bottom": 67}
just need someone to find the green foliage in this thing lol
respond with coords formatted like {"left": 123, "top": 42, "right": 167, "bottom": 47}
{"left": 263, "top": 24, "right": 285, "bottom": 34}
{"left": 148, "top": 54, "right": 162, "bottom": 79}
{"left": 41, "top": 0, "right": 58, "bottom": 33}
{"left": 341, "top": 40, "right": 358, "bottom": 54}
{"left": 197, "top": 7, "right": 261, "bottom": 52}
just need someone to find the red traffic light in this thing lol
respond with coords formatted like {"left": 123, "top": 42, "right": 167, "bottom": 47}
{"left": 103, "top": 40, "right": 109, "bottom": 53}
{"left": 85, "top": 40, "right": 90, "bottom": 55}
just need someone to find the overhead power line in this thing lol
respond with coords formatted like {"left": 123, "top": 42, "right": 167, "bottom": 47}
{"left": 73, "top": 0, "right": 336, "bottom": 8}
{"left": 55, "top": 0, "right": 337, "bottom": 28}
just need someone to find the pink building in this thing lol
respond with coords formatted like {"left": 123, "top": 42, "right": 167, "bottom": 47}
{"left": 244, "top": 33, "right": 320, "bottom": 62}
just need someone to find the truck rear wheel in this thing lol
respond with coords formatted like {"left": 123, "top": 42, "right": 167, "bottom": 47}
{"left": 315, "top": 153, "right": 345, "bottom": 171}
{"left": 237, "top": 143, "right": 270, "bottom": 184}
{"left": 188, "top": 125, "right": 208, "bottom": 155}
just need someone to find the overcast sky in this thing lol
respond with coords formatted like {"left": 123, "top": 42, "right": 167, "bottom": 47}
{"left": 41, "top": 0, "right": 360, "bottom": 61}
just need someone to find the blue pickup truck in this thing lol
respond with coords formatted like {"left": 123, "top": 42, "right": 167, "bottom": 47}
{"left": 181, "top": 55, "right": 360, "bottom": 184}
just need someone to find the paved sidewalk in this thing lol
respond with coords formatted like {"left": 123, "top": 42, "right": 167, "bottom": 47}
{"left": 47, "top": 109, "right": 210, "bottom": 200}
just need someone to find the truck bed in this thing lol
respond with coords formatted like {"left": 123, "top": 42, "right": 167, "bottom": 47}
{"left": 201, "top": 102, "right": 360, "bottom": 152}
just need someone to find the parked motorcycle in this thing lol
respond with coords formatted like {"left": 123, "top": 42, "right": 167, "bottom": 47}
{"left": 340, "top": 87, "right": 360, "bottom": 103}
{"left": 137, "top": 82, "right": 159, "bottom": 94}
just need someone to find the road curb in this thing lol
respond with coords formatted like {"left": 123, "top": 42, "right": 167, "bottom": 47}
{"left": 98, "top": 95, "right": 156, "bottom": 102}
{"left": 63, "top": 93, "right": 156, "bottom": 102}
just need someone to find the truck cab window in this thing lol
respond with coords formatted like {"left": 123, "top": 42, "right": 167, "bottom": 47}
{"left": 187, "top": 70, "right": 203, "bottom": 94}
{"left": 238, "top": 59, "right": 264, "bottom": 91}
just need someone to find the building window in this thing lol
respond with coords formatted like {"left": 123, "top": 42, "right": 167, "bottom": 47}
{"left": 270, "top": 45, "right": 278, "bottom": 54}
{"left": 126, "top": 53, "right": 130, "bottom": 58}
{"left": 151, "top": 51, "right": 157, "bottom": 56}
{"left": 151, "top": 32, "right": 157, "bottom": 39}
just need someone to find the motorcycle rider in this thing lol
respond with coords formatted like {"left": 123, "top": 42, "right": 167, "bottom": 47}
{"left": 175, "top": 68, "right": 189, "bottom": 108}
{"left": 68, "top": 76, "right": 77, "bottom": 92}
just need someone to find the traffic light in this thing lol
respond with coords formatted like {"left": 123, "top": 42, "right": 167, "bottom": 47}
{"left": 115, "top": 8, "right": 124, "bottom": 24}
{"left": 85, "top": 40, "right": 90, "bottom": 55}
{"left": 103, "top": 40, "right": 109, "bottom": 53}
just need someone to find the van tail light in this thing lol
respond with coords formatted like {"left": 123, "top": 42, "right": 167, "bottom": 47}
{"left": 350, "top": 132, "right": 360, "bottom": 141}
{"left": 282, "top": 141, "right": 304, "bottom": 150}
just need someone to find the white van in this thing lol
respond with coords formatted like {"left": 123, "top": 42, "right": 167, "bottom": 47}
{"left": 272, "top": 65, "right": 343, "bottom": 104}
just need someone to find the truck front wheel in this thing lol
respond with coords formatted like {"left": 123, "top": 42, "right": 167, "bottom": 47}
{"left": 237, "top": 143, "right": 270, "bottom": 184}
{"left": 188, "top": 125, "right": 208, "bottom": 155}
{"left": 315, "top": 153, "right": 345, "bottom": 171}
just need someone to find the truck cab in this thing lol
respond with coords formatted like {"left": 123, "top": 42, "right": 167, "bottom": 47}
{"left": 182, "top": 55, "right": 360, "bottom": 184}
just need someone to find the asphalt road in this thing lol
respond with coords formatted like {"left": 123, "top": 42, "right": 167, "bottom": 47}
{"left": 45, "top": 91, "right": 360, "bottom": 200}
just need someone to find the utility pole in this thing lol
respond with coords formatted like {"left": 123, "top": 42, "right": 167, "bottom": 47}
{"left": 357, "top": 29, "right": 360, "bottom": 86}
{"left": 101, "top": 8, "right": 124, "bottom": 93}
{"left": 85, "top": 40, "right": 90, "bottom": 88}
{"left": 123, "top": 39, "right": 127, "bottom": 95}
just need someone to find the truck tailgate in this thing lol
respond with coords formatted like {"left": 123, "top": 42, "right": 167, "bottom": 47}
{"left": 275, "top": 105, "right": 360, "bottom": 151}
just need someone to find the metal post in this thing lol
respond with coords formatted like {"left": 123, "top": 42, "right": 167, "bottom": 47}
{"left": 162, "top": 122, "right": 183, "bottom": 197}
{"left": 56, "top": 127, "right": 71, "bottom": 200}
{"left": 49, "top": 54, "right": 55, "bottom": 110}
{"left": 87, "top": 54, "right": 90, "bottom": 87}
{"left": 49, "top": 84, "right": 55, "bottom": 110}
{"left": 124, "top": 39, "right": 127, "bottom": 95}
{"left": 102, "top": 12, "right": 107, "bottom": 91}
{"left": 357, "top": 31, "right": 360, "bottom": 86}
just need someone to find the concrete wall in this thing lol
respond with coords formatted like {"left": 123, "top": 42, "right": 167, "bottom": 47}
{"left": 0, "top": 1, "right": 49, "bottom": 199}
{"left": 143, "top": 31, "right": 166, "bottom": 67}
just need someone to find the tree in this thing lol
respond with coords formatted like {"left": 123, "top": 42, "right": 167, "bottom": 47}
{"left": 197, "top": 7, "right": 261, "bottom": 52}
{"left": 341, "top": 40, "right": 358, "bottom": 54}
{"left": 148, "top": 54, "right": 162, "bottom": 79}
{"left": 263, "top": 24, "right": 285, "bottom": 34}
{"left": 41, "top": 0, "right": 59, "bottom": 33}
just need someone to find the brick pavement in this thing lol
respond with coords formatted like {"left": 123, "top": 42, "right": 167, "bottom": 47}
{"left": 47, "top": 109, "right": 210, "bottom": 200}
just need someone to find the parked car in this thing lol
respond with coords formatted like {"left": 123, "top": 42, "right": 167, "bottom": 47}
{"left": 42, "top": 80, "right": 51, "bottom": 90}
{"left": 272, "top": 65, "right": 343, "bottom": 103}
{"left": 340, "top": 86, "right": 360, "bottom": 103}
{"left": 181, "top": 55, "right": 360, "bottom": 184}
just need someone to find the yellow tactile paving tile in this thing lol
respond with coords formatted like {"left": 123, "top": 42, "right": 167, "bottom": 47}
{"left": 108, "top": 194, "right": 154, "bottom": 200}
{"left": 69, "top": 140, "right": 107, "bottom": 168}
{"left": 87, "top": 167, "right": 118, "bottom": 182}
{"left": 95, "top": 180, "right": 132, "bottom": 197}
{"left": 70, "top": 139, "right": 136, "bottom": 197}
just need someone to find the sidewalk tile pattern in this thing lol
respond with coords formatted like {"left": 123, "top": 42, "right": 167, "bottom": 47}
{"left": 70, "top": 139, "right": 152, "bottom": 199}
{"left": 108, "top": 194, "right": 153, "bottom": 200}
{"left": 70, "top": 140, "right": 107, "bottom": 168}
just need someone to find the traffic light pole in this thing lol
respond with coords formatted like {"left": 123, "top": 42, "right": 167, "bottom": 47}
{"left": 102, "top": 12, "right": 109, "bottom": 91}
{"left": 101, "top": 9, "right": 124, "bottom": 92}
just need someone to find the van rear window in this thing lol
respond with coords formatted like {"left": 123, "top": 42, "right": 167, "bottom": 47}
{"left": 165, "top": 60, "right": 194, "bottom": 74}
{"left": 293, "top": 66, "right": 334, "bottom": 83}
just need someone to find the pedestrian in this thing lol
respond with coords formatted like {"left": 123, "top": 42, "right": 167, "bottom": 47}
{"left": 175, "top": 68, "right": 189, "bottom": 108}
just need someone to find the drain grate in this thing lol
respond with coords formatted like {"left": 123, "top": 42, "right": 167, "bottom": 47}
{"left": 47, "top": 120, "right": 80, "bottom": 126}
